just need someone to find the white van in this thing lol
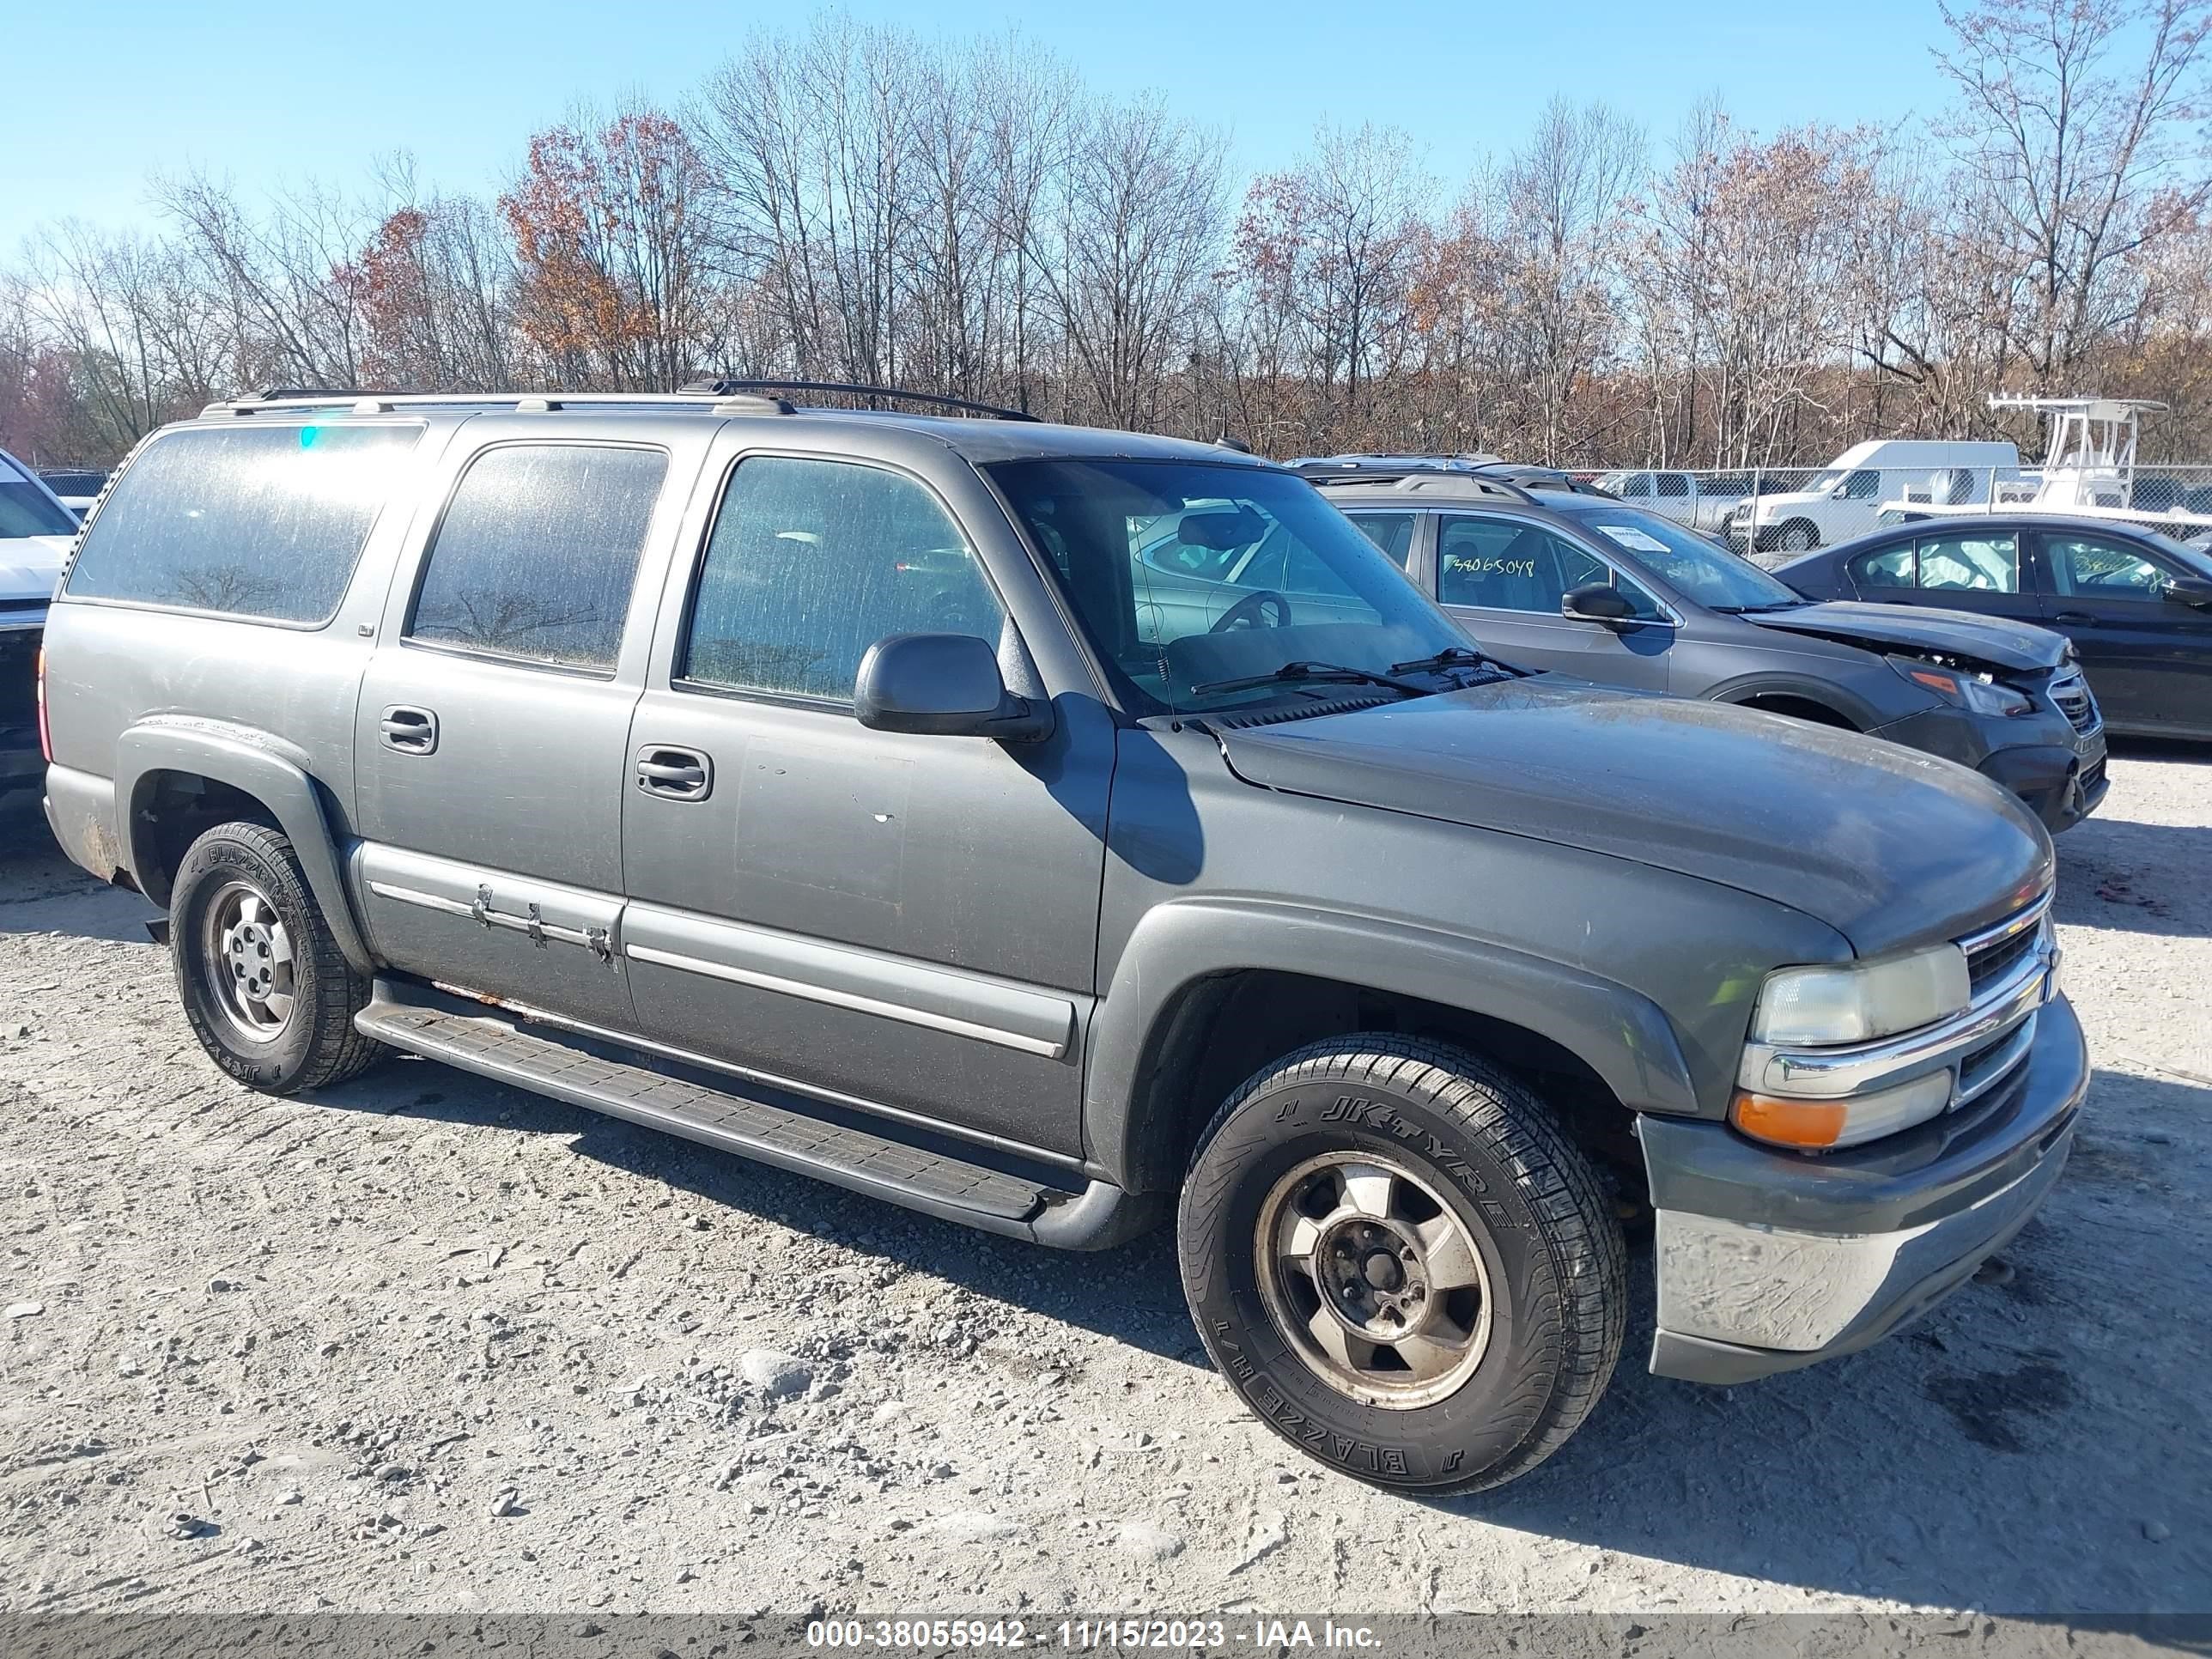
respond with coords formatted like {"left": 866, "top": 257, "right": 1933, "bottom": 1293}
{"left": 1723, "top": 440, "right": 2021, "bottom": 556}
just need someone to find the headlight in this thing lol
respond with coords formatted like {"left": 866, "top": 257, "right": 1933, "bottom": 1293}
{"left": 1732, "top": 1068, "right": 1954, "bottom": 1150}
{"left": 1889, "top": 655, "right": 2032, "bottom": 717}
{"left": 1748, "top": 944, "right": 1970, "bottom": 1046}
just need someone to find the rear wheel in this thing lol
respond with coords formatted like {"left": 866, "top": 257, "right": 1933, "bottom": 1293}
{"left": 170, "top": 821, "right": 385, "bottom": 1094}
{"left": 1177, "top": 1036, "right": 1626, "bottom": 1493}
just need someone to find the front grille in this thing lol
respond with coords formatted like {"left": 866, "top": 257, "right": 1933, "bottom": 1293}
{"left": 2049, "top": 671, "right": 2100, "bottom": 732}
{"left": 1961, "top": 898, "right": 2049, "bottom": 996}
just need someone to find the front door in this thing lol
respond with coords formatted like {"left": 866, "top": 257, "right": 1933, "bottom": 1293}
{"left": 1432, "top": 512, "right": 1674, "bottom": 690}
{"left": 353, "top": 432, "right": 683, "bottom": 1029}
{"left": 2033, "top": 528, "right": 2212, "bottom": 733}
{"left": 619, "top": 443, "right": 1114, "bottom": 1158}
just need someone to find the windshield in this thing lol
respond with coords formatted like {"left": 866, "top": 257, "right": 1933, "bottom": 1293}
{"left": 988, "top": 459, "right": 1471, "bottom": 714}
{"left": 0, "top": 461, "right": 79, "bottom": 538}
{"left": 1553, "top": 506, "right": 1804, "bottom": 611}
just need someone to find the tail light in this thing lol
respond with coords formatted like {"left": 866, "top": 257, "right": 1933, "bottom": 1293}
{"left": 36, "top": 643, "right": 52, "bottom": 764}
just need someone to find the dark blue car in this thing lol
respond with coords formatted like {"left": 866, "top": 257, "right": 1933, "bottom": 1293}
{"left": 1775, "top": 514, "right": 2212, "bottom": 740}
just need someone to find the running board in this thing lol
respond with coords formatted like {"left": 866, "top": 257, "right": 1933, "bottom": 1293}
{"left": 354, "top": 989, "right": 1097, "bottom": 1240}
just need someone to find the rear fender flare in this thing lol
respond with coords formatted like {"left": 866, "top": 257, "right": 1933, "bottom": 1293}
{"left": 113, "top": 718, "right": 374, "bottom": 974}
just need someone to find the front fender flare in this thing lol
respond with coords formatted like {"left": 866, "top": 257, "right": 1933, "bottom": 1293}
{"left": 1085, "top": 897, "right": 1701, "bottom": 1190}
{"left": 1706, "top": 671, "right": 1882, "bottom": 729}
{"left": 113, "top": 718, "right": 374, "bottom": 974}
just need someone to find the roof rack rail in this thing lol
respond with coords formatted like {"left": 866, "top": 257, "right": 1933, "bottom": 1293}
{"left": 254, "top": 386, "right": 368, "bottom": 401}
{"left": 1298, "top": 464, "right": 1540, "bottom": 504}
{"left": 200, "top": 388, "right": 796, "bottom": 417}
{"left": 680, "top": 380, "right": 1040, "bottom": 422}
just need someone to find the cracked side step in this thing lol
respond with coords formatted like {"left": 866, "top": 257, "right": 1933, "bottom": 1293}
{"left": 356, "top": 994, "right": 1060, "bottom": 1234}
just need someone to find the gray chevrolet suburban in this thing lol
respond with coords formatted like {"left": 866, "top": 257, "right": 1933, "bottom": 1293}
{"left": 38, "top": 387, "right": 2087, "bottom": 1492}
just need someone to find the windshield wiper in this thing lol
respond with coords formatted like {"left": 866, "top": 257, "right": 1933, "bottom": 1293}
{"left": 1713, "top": 600, "right": 1807, "bottom": 614}
{"left": 1192, "top": 660, "right": 1432, "bottom": 697}
{"left": 1388, "top": 645, "right": 1522, "bottom": 678}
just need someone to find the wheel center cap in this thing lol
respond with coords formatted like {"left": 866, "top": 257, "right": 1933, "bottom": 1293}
{"left": 1364, "top": 1250, "right": 1404, "bottom": 1292}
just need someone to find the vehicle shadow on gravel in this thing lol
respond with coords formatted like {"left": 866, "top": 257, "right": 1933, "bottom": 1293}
{"left": 2057, "top": 820, "right": 2212, "bottom": 942}
{"left": 0, "top": 797, "right": 159, "bottom": 945}
{"left": 313, "top": 1055, "right": 1210, "bottom": 1364}
{"left": 1445, "top": 1065, "right": 2209, "bottom": 1610}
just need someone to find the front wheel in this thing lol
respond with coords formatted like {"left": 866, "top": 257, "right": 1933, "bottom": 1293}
{"left": 170, "top": 821, "right": 386, "bottom": 1095}
{"left": 1774, "top": 520, "right": 1820, "bottom": 552}
{"left": 1178, "top": 1036, "right": 1626, "bottom": 1493}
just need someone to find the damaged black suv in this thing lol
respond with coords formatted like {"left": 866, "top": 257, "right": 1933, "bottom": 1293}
{"left": 1316, "top": 467, "right": 2107, "bottom": 830}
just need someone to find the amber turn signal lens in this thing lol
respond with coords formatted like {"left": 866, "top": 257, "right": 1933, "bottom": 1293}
{"left": 1730, "top": 1091, "right": 1848, "bottom": 1150}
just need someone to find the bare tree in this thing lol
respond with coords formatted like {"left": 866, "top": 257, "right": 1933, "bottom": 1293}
{"left": 1936, "top": 0, "right": 2212, "bottom": 386}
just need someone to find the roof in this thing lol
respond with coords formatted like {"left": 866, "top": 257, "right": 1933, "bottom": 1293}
{"left": 182, "top": 390, "right": 1267, "bottom": 470}
{"left": 1806, "top": 512, "right": 2212, "bottom": 559}
{"left": 1305, "top": 471, "right": 1595, "bottom": 507}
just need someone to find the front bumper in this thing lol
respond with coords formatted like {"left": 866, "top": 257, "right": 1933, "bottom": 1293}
{"left": 1641, "top": 993, "right": 2087, "bottom": 1385}
{"left": 1979, "top": 737, "right": 2107, "bottom": 832}
{"left": 1869, "top": 702, "right": 2106, "bottom": 834}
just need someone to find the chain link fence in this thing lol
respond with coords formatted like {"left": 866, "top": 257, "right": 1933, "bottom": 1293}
{"left": 1585, "top": 464, "right": 2212, "bottom": 566}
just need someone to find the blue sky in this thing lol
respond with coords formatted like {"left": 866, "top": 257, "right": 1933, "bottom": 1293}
{"left": 8, "top": 0, "right": 1955, "bottom": 249}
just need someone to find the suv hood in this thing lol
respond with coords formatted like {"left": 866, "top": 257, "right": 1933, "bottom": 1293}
{"left": 0, "top": 536, "right": 70, "bottom": 606}
{"left": 1743, "top": 600, "right": 2068, "bottom": 672}
{"left": 1212, "top": 679, "right": 2051, "bottom": 954}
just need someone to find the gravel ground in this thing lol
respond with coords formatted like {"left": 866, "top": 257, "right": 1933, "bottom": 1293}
{"left": 0, "top": 749, "right": 2207, "bottom": 1620}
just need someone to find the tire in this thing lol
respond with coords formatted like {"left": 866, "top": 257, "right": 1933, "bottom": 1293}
{"left": 1775, "top": 520, "right": 1819, "bottom": 552}
{"left": 169, "top": 821, "right": 385, "bottom": 1095}
{"left": 1178, "top": 1035, "right": 1626, "bottom": 1494}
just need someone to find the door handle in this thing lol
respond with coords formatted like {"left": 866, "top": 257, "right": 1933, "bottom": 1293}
{"left": 2052, "top": 611, "right": 2094, "bottom": 626}
{"left": 635, "top": 745, "right": 713, "bottom": 800}
{"left": 379, "top": 705, "right": 439, "bottom": 754}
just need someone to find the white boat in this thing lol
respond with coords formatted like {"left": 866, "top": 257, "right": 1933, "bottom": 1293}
{"left": 1881, "top": 396, "right": 2212, "bottom": 538}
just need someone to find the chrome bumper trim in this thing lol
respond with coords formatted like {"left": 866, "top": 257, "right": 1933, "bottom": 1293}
{"left": 1739, "top": 928, "right": 2056, "bottom": 1102}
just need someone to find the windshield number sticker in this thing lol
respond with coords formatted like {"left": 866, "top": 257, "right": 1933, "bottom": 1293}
{"left": 1592, "top": 524, "right": 1671, "bottom": 554}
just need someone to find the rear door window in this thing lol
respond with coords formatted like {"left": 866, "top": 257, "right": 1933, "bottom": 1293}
{"left": 64, "top": 422, "right": 422, "bottom": 623}
{"left": 406, "top": 443, "right": 667, "bottom": 672}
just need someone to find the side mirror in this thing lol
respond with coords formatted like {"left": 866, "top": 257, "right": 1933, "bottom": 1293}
{"left": 2163, "top": 574, "right": 2212, "bottom": 609}
{"left": 1561, "top": 582, "right": 1635, "bottom": 624}
{"left": 854, "top": 632, "right": 1052, "bottom": 742}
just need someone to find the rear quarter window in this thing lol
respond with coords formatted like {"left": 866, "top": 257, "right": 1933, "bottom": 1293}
{"left": 64, "top": 422, "right": 422, "bottom": 623}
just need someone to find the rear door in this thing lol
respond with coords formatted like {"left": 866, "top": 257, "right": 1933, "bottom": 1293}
{"left": 2033, "top": 528, "right": 2212, "bottom": 733}
{"left": 617, "top": 437, "right": 1114, "bottom": 1158}
{"left": 1847, "top": 527, "right": 2045, "bottom": 627}
{"left": 352, "top": 422, "right": 696, "bottom": 1029}
{"left": 1432, "top": 511, "right": 1674, "bottom": 690}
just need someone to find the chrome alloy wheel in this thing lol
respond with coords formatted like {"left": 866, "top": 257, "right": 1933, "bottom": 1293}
{"left": 201, "top": 879, "right": 297, "bottom": 1043}
{"left": 1255, "top": 1152, "right": 1494, "bottom": 1409}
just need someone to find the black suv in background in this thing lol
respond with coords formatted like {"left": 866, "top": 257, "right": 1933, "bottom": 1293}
{"left": 1308, "top": 466, "right": 2107, "bottom": 831}
{"left": 1775, "top": 514, "right": 2212, "bottom": 740}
